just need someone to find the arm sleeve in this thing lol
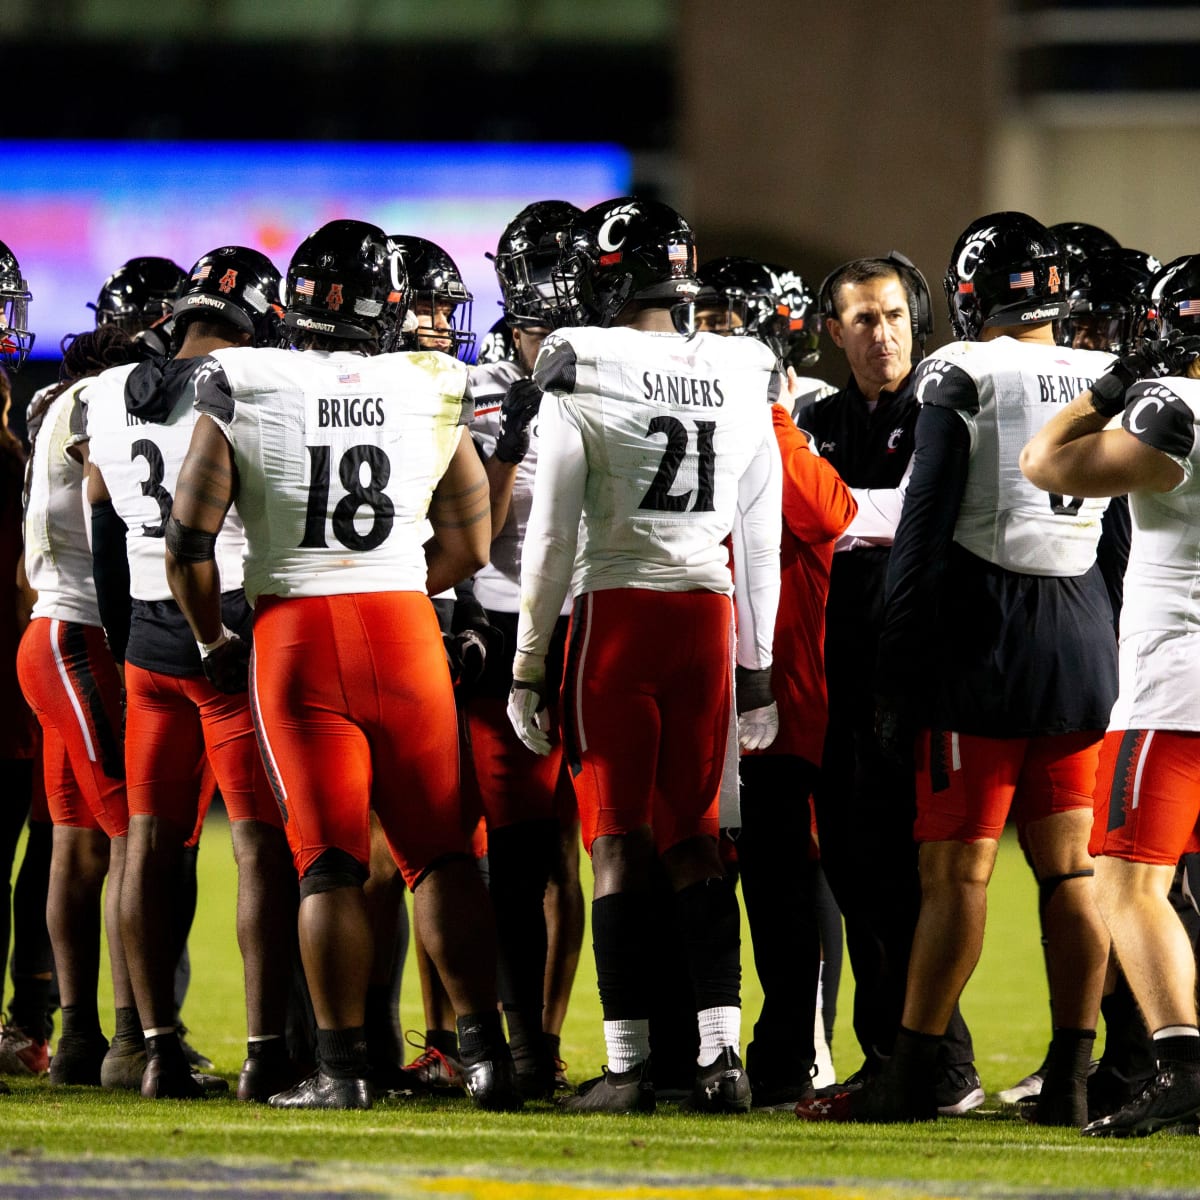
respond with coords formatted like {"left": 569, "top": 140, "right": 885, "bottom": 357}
{"left": 836, "top": 458, "right": 915, "bottom": 549}
{"left": 772, "top": 404, "right": 857, "bottom": 543}
{"left": 90, "top": 498, "right": 131, "bottom": 663}
{"left": 515, "top": 390, "right": 586, "bottom": 664}
{"left": 732, "top": 417, "right": 783, "bottom": 671}
{"left": 874, "top": 403, "right": 972, "bottom": 699}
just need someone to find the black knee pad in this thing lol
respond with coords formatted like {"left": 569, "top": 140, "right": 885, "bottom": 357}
{"left": 299, "top": 847, "right": 369, "bottom": 899}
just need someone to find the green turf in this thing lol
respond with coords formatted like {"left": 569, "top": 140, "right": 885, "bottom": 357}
{"left": 3, "top": 815, "right": 1191, "bottom": 1197}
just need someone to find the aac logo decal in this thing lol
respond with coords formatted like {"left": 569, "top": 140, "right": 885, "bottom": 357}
{"left": 326, "top": 283, "right": 344, "bottom": 311}
{"left": 1047, "top": 265, "right": 1061, "bottom": 294}
{"left": 598, "top": 203, "right": 640, "bottom": 253}
{"left": 956, "top": 226, "right": 999, "bottom": 281}
{"left": 218, "top": 268, "right": 238, "bottom": 294}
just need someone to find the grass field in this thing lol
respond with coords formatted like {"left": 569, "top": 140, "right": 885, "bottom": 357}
{"left": 0, "top": 815, "right": 1196, "bottom": 1199}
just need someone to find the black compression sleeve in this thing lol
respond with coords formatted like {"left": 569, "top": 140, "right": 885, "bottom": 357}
{"left": 90, "top": 498, "right": 131, "bottom": 663}
{"left": 875, "top": 404, "right": 972, "bottom": 700}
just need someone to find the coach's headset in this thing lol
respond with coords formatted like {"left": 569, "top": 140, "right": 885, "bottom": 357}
{"left": 817, "top": 251, "right": 934, "bottom": 361}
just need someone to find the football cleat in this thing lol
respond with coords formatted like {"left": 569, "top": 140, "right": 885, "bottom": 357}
{"left": 553, "top": 1056, "right": 573, "bottom": 1093}
{"left": 560, "top": 1060, "right": 656, "bottom": 1114}
{"left": 797, "top": 1071, "right": 937, "bottom": 1124}
{"left": 462, "top": 1054, "right": 524, "bottom": 1112}
{"left": 683, "top": 1047, "right": 752, "bottom": 1114}
{"left": 0, "top": 1024, "right": 49, "bottom": 1076}
{"left": 238, "top": 1052, "right": 300, "bottom": 1104}
{"left": 140, "top": 1057, "right": 229, "bottom": 1100}
{"left": 100, "top": 1036, "right": 147, "bottom": 1090}
{"left": 997, "top": 1063, "right": 1046, "bottom": 1106}
{"left": 935, "top": 1063, "right": 986, "bottom": 1116}
{"left": 268, "top": 1068, "right": 372, "bottom": 1110}
{"left": 48, "top": 1033, "right": 109, "bottom": 1087}
{"left": 1083, "top": 1064, "right": 1200, "bottom": 1138}
{"left": 399, "top": 1035, "right": 464, "bottom": 1094}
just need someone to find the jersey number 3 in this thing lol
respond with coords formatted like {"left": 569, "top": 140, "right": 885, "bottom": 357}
{"left": 301, "top": 444, "right": 395, "bottom": 551}
{"left": 639, "top": 416, "right": 716, "bottom": 513}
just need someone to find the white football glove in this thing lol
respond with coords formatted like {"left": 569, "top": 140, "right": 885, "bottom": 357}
{"left": 738, "top": 701, "right": 779, "bottom": 752}
{"left": 507, "top": 681, "right": 552, "bottom": 756}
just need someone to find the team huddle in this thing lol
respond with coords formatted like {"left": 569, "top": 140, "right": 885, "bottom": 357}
{"left": 2, "top": 196, "right": 1200, "bottom": 1138}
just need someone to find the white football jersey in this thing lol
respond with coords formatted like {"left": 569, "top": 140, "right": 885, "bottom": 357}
{"left": 84, "top": 361, "right": 247, "bottom": 602}
{"left": 1107, "top": 376, "right": 1200, "bottom": 730}
{"left": 23, "top": 382, "right": 99, "bottom": 625}
{"left": 200, "top": 346, "right": 470, "bottom": 604}
{"left": 518, "top": 326, "right": 782, "bottom": 669}
{"left": 916, "top": 337, "right": 1115, "bottom": 576}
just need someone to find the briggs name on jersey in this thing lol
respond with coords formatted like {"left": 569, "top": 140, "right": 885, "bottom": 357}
{"left": 641, "top": 371, "right": 725, "bottom": 407}
{"left": 316, "top": 396, "right": 385, "bottom": 427}
{"left": 1036, "top": 374, "right": 1095, "bottom": 404}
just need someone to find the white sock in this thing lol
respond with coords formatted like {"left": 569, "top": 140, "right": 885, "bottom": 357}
{"left": 603, "top": 1019, "right": 650, "bottom": 1073}
{"left": 697, "top": 1006, "right": 741, "bottom": 1065}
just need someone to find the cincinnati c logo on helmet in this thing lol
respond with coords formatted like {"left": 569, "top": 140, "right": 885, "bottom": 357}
{"left": 956, "top": 227, "right": 999, "bottom": 281}
{"left": 326, "top": 283, "right": 344, "bottom": 311}
{"left": 598, "top": 203, "right": 640, "bottom": 254}
{"left": 218, "top": 269, "right": 238, "bottom": 294}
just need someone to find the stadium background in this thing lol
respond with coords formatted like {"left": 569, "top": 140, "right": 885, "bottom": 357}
{"left": 6, "top": 0, "right": 1200, "bottom": 411}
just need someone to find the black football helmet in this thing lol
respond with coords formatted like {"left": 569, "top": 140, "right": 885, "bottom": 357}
{"left": 1148, "top": 254, "right": 1200, "bottom": 340}
{"left": 389, "top": 235, "right": 475, "bottom": 360}
{"left": 765, "top": 264, "right": 821, "bottom": 369}
{"left": 90, "top": 256, "right": 185, "bottom": 333}
{"left": 492, "top": 200, "right": 582, "bottom": 329}
{"left": 476, "top": 317, "right": 515, "bottom": 365}
{"left": 1063, "top": 247, "right": 1161, "bottom": 354}
{"left": 284, "top": 219, "right": 405, "bottom": 345}
{"left": 173, "top": 246, "right": 284, "bottom": 347}
{"left": 945, "top": 212, "right": 1069, "bottom": 340}
{"left": 0, "top": 239, "right": 34, "bottom": 373}
{"left": 556, "top": 197, "right": 701, "bottom": 328}
{"left": 1048, "top": 221, "right": 1120, "bottom": 279}
{"left": 696, "top": 257, "right": 779, "bottom": 337}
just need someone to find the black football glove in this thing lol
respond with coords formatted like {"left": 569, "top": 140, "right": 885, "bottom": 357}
{"left": 1090, "top": 334, "right": 1200, "bottom": 416}
{"left": 201, "top": 635, "right": 251, "bottom": 694}
{"left": 494, "top": 378, "right": 543, "bottom": 464}
{"left": 449, "top": 597, "right": 506, "bottom": 690}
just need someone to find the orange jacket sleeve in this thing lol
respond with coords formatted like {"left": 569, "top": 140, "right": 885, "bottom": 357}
{"left": 771, "top": 403, "right": 857, "bottom": 545}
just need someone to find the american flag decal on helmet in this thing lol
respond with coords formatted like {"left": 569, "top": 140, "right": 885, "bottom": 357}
{"left": 1009, "top": 271, "right": 1035, "bottom": 289}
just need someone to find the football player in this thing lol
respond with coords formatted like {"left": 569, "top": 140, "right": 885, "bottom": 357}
{"left": 466, "top": 199, "right": 584, "bottom": 1099}
{"left": 1020, "top": 254, "right": 1200, "bottom": 1137}
{"left": 89, "top": 256, "right": 186, "bottom": 358}
{"left": 696, "top": 253, "right": 857, "bottom": 1106}
{"left": 165, "top": 220, "right": 519, "bottom": 1112}
{"left": 18, "top": 323, "right": 143, "bottom": 1088}
{"left": 507, "top": 197, "right": 783, "bottom": 1113}
{"left": 799, "top": 213, "right": 1117, "bottom": 1127}
{"left": 389, "top": 235, "right": 476, "bottom": 360}
{"left": 83, "top": 247, "right": 295, "bottom": 1101}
